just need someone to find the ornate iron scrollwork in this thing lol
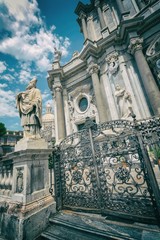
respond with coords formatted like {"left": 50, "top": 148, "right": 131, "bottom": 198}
{"left": 53, "top": 117, "right": 160, "bottom": 222}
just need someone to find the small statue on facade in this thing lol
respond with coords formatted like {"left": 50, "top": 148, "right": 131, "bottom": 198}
{"left": 54, "top": 47, "right": 62, "bottom": 62}
{"left": 114, "top": 84, "right": 133, "bottom": 119}
{"left": 16, "top": 78, "right": 42, "bottom": 138}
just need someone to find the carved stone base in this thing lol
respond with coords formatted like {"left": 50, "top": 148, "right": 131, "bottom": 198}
{"left": 15, "top": 137, "right": 48, "bottom": 151}
{"left": 0, "top": 197, "right": 56, "bottom": 240}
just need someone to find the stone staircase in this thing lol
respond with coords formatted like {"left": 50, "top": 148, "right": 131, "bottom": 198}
{"left": 39, "top": 211, "right": 160, "bottom": 240}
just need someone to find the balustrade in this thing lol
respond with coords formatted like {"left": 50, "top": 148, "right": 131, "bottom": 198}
{"left": 0, "top": 161, "right": 13, "bottom": 197}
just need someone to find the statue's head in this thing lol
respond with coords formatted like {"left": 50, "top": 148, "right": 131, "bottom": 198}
{"left": 26, "top": 78, "right": 37, "bottom": 90}
{"left": 115, "top": 84, "right": 121, "bottom": 90}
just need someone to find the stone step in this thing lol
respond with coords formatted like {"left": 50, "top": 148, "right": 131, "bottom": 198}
{"left": 40, "top": 211, "right": 160, "bottom": 240}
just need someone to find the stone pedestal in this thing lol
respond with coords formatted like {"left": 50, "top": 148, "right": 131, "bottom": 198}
{"left": 0, "top": 149, "right": 56, "bottom": 240}
{"left": 15, "top": 137, "right": 48, "bottom": 152}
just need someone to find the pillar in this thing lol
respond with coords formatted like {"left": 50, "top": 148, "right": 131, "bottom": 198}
{"left": 116, "top": 0, "right": 126, "bottom": 14}
{"left": 136, "top": 0, "right": 145, "bottom": 9}
{"left": 80, "top": 12, "right": 88, "bottom": 40}
{"left": 88, "top": 63, "right": 107, "bottom": 123}
{"left": 95, "top": 0, "right": 106, "bottom": 29}
{"left": 53, "top": 84, "right": 66, "bottom": 142}
{"left": 63, "top": 88, "right": 73, "bottom": 136}
{"left": 128, "top": 37, "right": 160, "bottom": 115}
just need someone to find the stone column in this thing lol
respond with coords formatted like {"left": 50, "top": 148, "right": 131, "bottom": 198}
{"left": 88, "top": 63, "right": 107, "bottom": 123}
{"left": 63, "top": 88, "right": 73, "bottom": 136}
{"left": 128, "top": 37, "right": 160, "bottom": 115}
{"left": 116, "top": 0, "right": 126, "bottom": 14}
{"left": 80, "top": 12, "right": 88, "bottom": 40}
{"left": 53, "top": 84, "right": 66, "bottom": 141}
{"left": 136, "top": 0, "right": 145, "bottom": 9}
{"left": 95, "top": 0, "right": 106, "bottom": 29}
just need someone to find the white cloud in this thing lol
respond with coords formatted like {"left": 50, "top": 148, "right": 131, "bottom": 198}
{"left": 0, "top": 73, "right": 15, "bottom": 81}
{"left": 0, "top": 0, "right": 70, "bottom": 72}
{"left": 0, "top": 61, "right": 7, "bottom": 73}
{"left": 19, "top": 69, "right": 33, "bottom": 84}
{"left": 42, "top": 90, "right": 50, "bottom": 101}
{"left": 0, "top": 88, "right": 18, "bottom": 117}
{"left": 36, "top": 56, "right": 50, "bottom": 72}
{"left": 8, "top": 68, "right": 15, "bottom": 72}
{"left": 0, "top": 83, "right": 8, "bottom": 88}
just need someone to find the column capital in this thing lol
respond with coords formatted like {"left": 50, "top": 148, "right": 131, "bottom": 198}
{"left": 128, "top": 37, "right": 143, "bottom": 55}
{"left": 53, "top": 83, "right": 63, "bottom": 92}
{"left": 88, "top": 63, "right": 99, "bottom": 75}
{"left": 79, "top": 11, "right": 86, "bottom": 20}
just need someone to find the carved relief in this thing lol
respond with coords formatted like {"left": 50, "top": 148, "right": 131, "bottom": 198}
{"left": 87, "top": 63, "right": 99, "bottom": 75}
{"left": 68, "top": 99, "right": 75, "bottom": 120}
{"left": 106, "top": 51, "right": 119, "bottom": 75}
{"left": 16, "top": 167, "right": 24, "bottom": 193}
{"left": 68, "top": 84, "right": 99, "bottom": 131}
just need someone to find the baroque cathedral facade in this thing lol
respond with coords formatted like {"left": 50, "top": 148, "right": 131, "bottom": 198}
{"left": 47, "top": 0, "right": 160, "bottom": 143}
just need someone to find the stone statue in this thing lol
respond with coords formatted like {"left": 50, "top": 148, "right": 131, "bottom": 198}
{"left": 54, "top": 47, "right": 61, "bottom": 62}
{"left": 16, "top": 78, "right": 42, "bottom": 138}
{"left": 114, "top": 85, "right": 133, "bottom": 119}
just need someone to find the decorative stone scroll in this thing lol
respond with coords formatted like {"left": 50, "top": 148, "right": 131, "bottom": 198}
{"left": 146, "top": 34, "right": 160, "bottom": 57}
{"left": 106, "top": 51, "right": 119, "bottom": 75}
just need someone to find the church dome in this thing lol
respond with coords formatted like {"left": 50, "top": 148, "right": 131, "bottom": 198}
{"left": 42, "top": 103, "right": 54, "bottom": 122}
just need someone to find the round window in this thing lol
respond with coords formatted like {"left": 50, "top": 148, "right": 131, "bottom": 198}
{"left": 79, "top": 97, "right": 88, "bottom": 112}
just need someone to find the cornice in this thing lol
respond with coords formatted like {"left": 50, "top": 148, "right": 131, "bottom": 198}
{"left": 116, "top": 16, "right": 144, "bottom": 45}
{"left": 138, "top": 9, "right": 160, "bottom": 36}
{"left": 96, "top": 30, "right": 117, "bottom": 51}
{"left": 79, "top": 39, "right": 100, "bottom": 61}
{"left": 74, "top": 1, "right": 94, "bottom": 16}
{"left": 62, "top": 61, "right": 86, "bottom": 80}
{"left": 48, "top": 68, "right": 64, "bottom": 78}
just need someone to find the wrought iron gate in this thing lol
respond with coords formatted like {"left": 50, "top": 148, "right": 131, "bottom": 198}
{"left": 49, "top": 117, "right": 160, "bottom": 223}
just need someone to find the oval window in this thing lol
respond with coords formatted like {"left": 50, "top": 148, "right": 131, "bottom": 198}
{"left": 79, "top": 97, "right": 88, "bottom": 112}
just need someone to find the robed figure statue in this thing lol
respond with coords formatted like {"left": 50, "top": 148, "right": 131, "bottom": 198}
{"left": 114, "top": 84, "right": 133, "bottom": 120}
{"left": 16, "top": 78, "right": 42, "bottom": 138}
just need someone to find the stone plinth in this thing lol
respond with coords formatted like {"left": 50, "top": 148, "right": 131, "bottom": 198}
{"left": 15, "top": 137, "right": 48, "bottom": 152}
{"left": 0, "top": 149, "right": 56, "bottom": 240}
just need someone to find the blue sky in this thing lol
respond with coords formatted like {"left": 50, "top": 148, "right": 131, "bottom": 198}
{"left": 0, "top": 0, "right": 90, "bottom": 131}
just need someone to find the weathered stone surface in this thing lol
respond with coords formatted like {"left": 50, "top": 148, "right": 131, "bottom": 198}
{"left": 15, "top": 138, "right": 48, "bottom": 151}
{"left": 41, "top": 211, "right": 160, "bottom": 240}
{"left": 0, "top": 149, "right": 55, "bottom": 240}
{"left": 1, "top": 202, "right": 56, "bottom": 240}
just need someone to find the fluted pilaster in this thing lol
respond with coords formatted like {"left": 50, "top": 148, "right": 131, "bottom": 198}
{"left": 79, "top": 12, "right": 88, "bottom": 40}
{"left": 95, "top": 0, "right": 106, "bottom": 29}
{"left": 128, "top": 37, "right": 160, "bottom": 115}
{"left": 53, "top": 83, "right": 66, "bottom": 141}
{"left": 88, "top": 63, "right": 107, "bottom": 122}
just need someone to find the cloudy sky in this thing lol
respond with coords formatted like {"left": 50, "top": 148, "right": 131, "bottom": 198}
{"left": 0, "top": 0, "right": 90, "bottom": 131}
